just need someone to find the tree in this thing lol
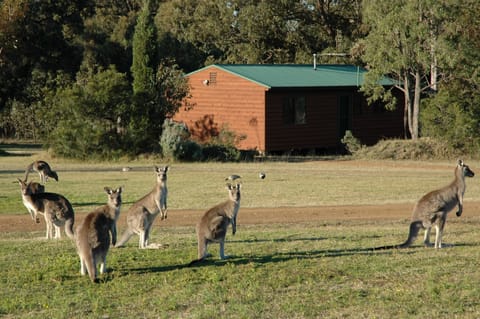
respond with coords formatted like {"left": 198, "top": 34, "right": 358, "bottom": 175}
{"left": 421, "top": 1, "right": 480, "bottom": 153}
{"left": 360, "top": 0, "right": 455, "bottom": 139}
{"left": 156, "top": 0, "right": 362, "bottom": 67}
{"left": 127, "top": 0, "right": 190, "bottom": 153}
{"left": 131, "top": 0, "right": 157, "bottom": 95}
{"left": 44, "top": 66, "right": 132, "bottom": 158}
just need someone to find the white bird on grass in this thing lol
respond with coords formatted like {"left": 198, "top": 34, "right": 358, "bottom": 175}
{"left": 225, "top": 174, "right": 242, "bottom": 182}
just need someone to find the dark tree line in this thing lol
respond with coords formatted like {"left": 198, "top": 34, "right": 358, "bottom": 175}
{"left": 1, "top": 0, "right": 480, "bottom": 157}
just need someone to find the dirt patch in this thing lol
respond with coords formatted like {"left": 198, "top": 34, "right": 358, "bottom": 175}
{"left": 3, "top": 202, "right": 480, "bottom": 233}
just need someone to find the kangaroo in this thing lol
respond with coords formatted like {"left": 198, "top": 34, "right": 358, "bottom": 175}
{"left": 189, "top": 183, "right": 241, "bottom": 266}
{"left": 20, "top": 180, "right": 45, "bottom": 223}
{"left": 115, "top": 166, "right": 168, "bottom": 249}
{"left": 75, "top": 187, "right": 122, "bottom": 283}
{"left": 24, "top": 160, "right": 58, "bottom": 184}
{"left": 374, "top": 160, "right": 474, "bottom": 250}
{"left": 18, "top": 178, "right": 74, "bottom": 239}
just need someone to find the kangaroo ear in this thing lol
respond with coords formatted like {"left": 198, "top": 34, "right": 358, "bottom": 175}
{"left": 458, "top": 159, "right": 464, "bottom": 166}
{"left": 164, "top": 166, "right": 169, "bottom": 172}
{"left": 104, "top": 187, "right": 112, "bottom": 194}
{"left": 117, "top": 186, "right": 123, "bottom": 193}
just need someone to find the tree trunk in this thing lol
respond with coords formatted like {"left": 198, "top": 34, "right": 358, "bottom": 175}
{"left": 403, "top": 76, "right": 412, "bottom": 139}
{"left": 412, "top": 70, "right": 421, "bottom": 140}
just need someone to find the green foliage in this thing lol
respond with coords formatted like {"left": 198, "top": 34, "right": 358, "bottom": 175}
{"left": 340, "top": 130, "right": 364, "bottom": 155}
{"left": 159, "top": 118, "right": 192, "bottom": 159}
{"left": 421, "top": 86, "right": 480, "bottom": 155}
{"left": 354, "top": 137, "right": 456, "bottom": 160}
{"left": 156, "top": 0, "right": 362, "bottom": 65}
{"left": 419, "top": 1, "right": 480, "bottom": 156}
{"left": 131, "top": 0, "right": 157, "bottom": 95}
{"left": 360, "top": 0, "right": 460, "bottom": 139}
{"left": 160, "top": 119, "right": 241, "bottom": 162}
{"left": 44, "top": 66, "right": 132, "bottom": 159}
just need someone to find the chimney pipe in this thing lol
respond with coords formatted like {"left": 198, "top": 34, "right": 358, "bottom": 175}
{"left": 313, "top": 53, "right": 317, "bottom": 70}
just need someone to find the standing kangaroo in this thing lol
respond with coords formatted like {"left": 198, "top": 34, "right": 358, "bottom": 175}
{"left": 75, "top": 187, "right": 122, "bottom": 283}
{"left": 20, "top": 180, "right": 45, "bottom": 223}
{"left": 115, "top": 166, "right": 168, "bottom": 249}
{"left": 374, "top": 160, "right": 474, "bottom": 250}
{"left": 189, "top": 183, "right": 241, "bottom": 266}
{"left": 18, "top": 178, "right": 75, "bottom": 239}
{"left": 24, "top": 160, "right": 58, "bottom": 184}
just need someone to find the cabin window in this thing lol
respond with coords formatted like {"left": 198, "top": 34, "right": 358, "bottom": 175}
{"left": 283, "top": 96, "right": 306, "bottom": 125}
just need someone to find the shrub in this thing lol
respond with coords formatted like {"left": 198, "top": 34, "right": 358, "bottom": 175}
{"left": 341, "top": 130, "right": 364, "bottom": 155}
{"left": 354, "top": 137, "right": 457, "bottom": 160}
{"left": 160, "top": 119, "right": 190, "bottom": 159}
{"left": 202, "top": 144, "right": 240, "bottom": 162}
{"left": 173, "top": 140, "right": 203, "bottom": 161}
{"left": 160, "top": 119, "right": 244, "bottom": 162}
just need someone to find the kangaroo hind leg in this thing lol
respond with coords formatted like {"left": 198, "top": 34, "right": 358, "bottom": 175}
{"left": 423, "top": 227, "right": 433, "bottom": 247}
{"left": 435, "top": 215, "right": 448, "bottom": 249}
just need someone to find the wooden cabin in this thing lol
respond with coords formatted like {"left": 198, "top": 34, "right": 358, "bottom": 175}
{"left": 173, "top": 64, "right": 405, "bottom": 153}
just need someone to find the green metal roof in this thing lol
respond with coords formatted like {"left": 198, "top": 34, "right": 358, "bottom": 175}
{"left": 188, "top": 64, "right": 393, "bottom": 88}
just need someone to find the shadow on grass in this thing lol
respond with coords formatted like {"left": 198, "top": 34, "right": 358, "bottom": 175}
{"left": 115, "top": 240, "right": 471, "bottom": 274}
{"left": 72, "top": 200, "right": 137, "bottom": 208}
{"left": 126, "top": 264, "right": 185, "bottom": 274}
{"left": 229, "top": 233, "right": 383, "bottom": 244}
{"left": 183, "top": 245, "right": 423, "bottom": 270}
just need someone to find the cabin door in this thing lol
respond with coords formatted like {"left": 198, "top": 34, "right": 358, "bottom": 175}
{"left": 338, "top": 95, "right": 352, "bottom": 140}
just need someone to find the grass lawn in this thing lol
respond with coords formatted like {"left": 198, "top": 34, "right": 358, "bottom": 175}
{"left": 2, "top": 147, "right": 480, "bottom": 318}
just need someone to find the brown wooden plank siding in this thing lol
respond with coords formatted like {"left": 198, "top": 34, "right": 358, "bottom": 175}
{"left": 351, "top": 90, "right": 405, "bottom": 145}
{"left": 265, "top": 90, "right": 340, "bottom": 151}
{"left": 175, "top": 66, "right": 405, "bottom": 153}
{"left": 265, "top": 89, "right": 404, "bottom": 151}
{"left": 173, "top": 67, "right": 267, "bottom": 151}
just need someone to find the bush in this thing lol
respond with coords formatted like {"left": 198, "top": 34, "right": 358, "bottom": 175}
{"left": 44, "top": 66, "right": 132, "bottom": 159}
{"left": 159, "top": 119, "right": 190, "bottom": 159}
{"left": 160, "top": 119, "right": 242, "bottom": 162}
{"left": 202, "top": 144, "right": 240, "bottom": 162}
{"left": 354, "top": 137, "right": 457, "bottom": 160}
{"left": 341, "top": 130, "right": 364, "bottom": 154}
{"left": 173, "top": 140, "right": 203, "bottom": 161}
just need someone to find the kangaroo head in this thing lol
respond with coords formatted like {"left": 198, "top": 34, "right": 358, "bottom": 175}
{"left": 104, "top": 186, "right": 123, "bottom": 209}
{"left": 458, "top": 159, "right": 475, "bottom": 178}
{"left": 226, "top": 183, "right": 241, "bottom": 202}
{"left": 154, "top": 165, "right": 169, "bottom": 182}
{"left": 18, "top": 178, "right": 33, "bottom": 196}
{"left": 28, "top": 181, "right": 45, "bottom": 194}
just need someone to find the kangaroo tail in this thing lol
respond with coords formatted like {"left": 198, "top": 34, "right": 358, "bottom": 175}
{"left": 83, "top": 249, "right": 97, "bottom": 282}
{"left": 65, "top": 218, "right": 75, "bottom": 240}
{"left": 372, "top": 221, "right": 423, "bottom": 250}
{"left": 115, "top": 229, "right": 134, "bottom": 248}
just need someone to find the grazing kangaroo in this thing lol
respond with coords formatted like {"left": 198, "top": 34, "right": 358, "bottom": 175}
{"left": 374, "top": 160, "right": 474, "bottom": 250}
{"left": 115, "top": 166, "right": 168, "bottom": 249}
{"left": 20, "top": 180, "right": 45, "bottom": 223}
{"left": 24, "top": 160, "right": 58, "bottom": 183}
{"left": 189, "top": 183, "right": 241, "bottom": 266}
{"left": 18, "top": 178, "right": 74, "bottom": 239}
{"left": 75, "top": 187, "right": 122, "bottom": 283}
